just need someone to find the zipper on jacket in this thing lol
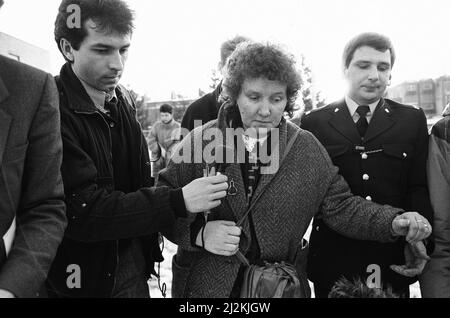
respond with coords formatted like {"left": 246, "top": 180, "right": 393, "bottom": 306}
{"left": 74, "top": 110, "right": 114, "bottom": 172}
{"left": 74, "top": 109, "right": 118, "bottom": 296}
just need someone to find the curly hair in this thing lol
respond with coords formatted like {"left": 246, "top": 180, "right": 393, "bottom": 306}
{"left": 221, "top": 42, "right": 301, "bottom": 116}
{"left": 54, "top": 0, "right": 134, "bottom": 61}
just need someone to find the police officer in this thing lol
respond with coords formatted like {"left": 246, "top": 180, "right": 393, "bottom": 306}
{"left": 301, "top": 32, "right": 433, "bottom": 298}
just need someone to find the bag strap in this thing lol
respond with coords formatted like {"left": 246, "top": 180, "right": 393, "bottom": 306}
{"left": 236, "top": 128, "right": 301, "bottom": 265}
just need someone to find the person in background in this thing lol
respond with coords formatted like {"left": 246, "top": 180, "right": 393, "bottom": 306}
{"left": 148, "top": 104, "right": 181, "bottom": 181}
{"left": 0, "top": 0, "right": 67, "bottom": 298}
{"left": 47, "top": 0, "right": 228, "bottom": 298}
{"left": 420, "top": 104, "right": 450, "bottom": 298}
{"left": 180, "top": 35, "right": 250, "bottom": 133}
{"left": 301, "top": 32, "right": 433, "bottom": 298}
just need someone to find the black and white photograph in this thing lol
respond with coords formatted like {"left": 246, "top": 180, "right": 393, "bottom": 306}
{"left": 0, "top": 0, "right": 448, "bottom": 306}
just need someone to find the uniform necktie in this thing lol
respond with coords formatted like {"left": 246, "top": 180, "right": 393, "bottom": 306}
{"left": 355, "top": 105, "right": 370, "bottom": 137}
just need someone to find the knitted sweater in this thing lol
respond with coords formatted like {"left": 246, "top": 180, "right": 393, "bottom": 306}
{"left": 158, "top": 104, "right": 403, "bottom": 298}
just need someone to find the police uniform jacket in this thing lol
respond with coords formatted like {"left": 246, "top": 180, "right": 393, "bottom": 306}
{"left": 301, "top": 98, "right": 433, "bottom": 292}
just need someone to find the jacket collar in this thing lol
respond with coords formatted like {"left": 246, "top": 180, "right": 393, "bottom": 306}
{"left": 59, "top": 62, "right": 124, "bottom": 113}
{"left": 364, "top": 99, "right": 395, "bottom": 143}
{"left": 328, "top": 98, "right": 394, "bottom": 144}
{"left": 0, "top": 73, "right": 11, "bottom": 165}
{"left": 328, "top": 99, "right": 361, "bottom": 144}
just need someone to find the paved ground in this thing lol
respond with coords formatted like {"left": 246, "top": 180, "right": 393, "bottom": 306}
{"left": 148, "top": 238, "right": 421, "bottom": 298}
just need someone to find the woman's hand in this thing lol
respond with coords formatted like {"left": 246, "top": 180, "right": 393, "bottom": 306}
{"left": 391, "top": 212, "right": 432, "bottom": 243}
{"left": 196, "top": 220, "right": 241, "bottom": 256}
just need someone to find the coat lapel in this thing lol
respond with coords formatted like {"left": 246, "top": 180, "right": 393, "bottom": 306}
{"left": 0, "top": 76, "right": 12, "bottom": 165}
{"left": 328, "top": 101, "right": 361, "bottom": 144}
{"left": 0, "top": 110, "right": 12, "bottom": 165}
{"left": 0, "top": 75, "right": 9, "bottom": 105}
{"left": 224, "top": 163, "right": 248, "bottom": 224}
{"left": 364, "top": 99, "right": 395, "bottom": 143}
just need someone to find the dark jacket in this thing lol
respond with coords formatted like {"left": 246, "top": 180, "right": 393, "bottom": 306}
{"left": 158, "top": 103, "right": 403, "bottom": 298}
{"left": 0, "top": 56, "right": 66, "bottom": 297}
{"left": 181, "top": 84, "right": 222, "bottom": 132}
{"left": 420, "top": 105, "right": 450, "bottom": 298}
{"left": 301, "top": 98, "right": 433, "bottom": 293}
{"left": 47, "top": 63, "right": 184, "bottom": 297}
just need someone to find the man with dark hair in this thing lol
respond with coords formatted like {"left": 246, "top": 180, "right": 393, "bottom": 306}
{"left": 148, "top": 104, "right": 181, "bottom": 181}
{"left": 301, "top": 32, "right": 433, "bottom": 297}
{"left": 0, "top": 0, "right": 67, "bottom": 298}
{"left": 180, "top": 35, "right": 250, "bottom": 132}
{"left": 47, "top": 0, "right": 228, "bottom": 298}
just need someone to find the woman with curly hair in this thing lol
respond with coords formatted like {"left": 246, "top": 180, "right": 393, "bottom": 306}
{"left": 158, "top": 41, "right": 431, "bottom": 298}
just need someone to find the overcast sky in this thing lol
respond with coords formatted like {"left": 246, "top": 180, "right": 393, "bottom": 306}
{"left": 1, "top": 0, "right": 450, "bottom": 102}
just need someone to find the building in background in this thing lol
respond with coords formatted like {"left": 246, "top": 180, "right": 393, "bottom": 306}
{"left": 0, "top": 32, "right": 51, "bottom": 72}
{"left": 388, "top": 76, "right": 450, "bottom": 117}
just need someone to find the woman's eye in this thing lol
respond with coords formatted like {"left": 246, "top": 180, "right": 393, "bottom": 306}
{"left": 272, "top": 96, "right": 284, "bottom": 103}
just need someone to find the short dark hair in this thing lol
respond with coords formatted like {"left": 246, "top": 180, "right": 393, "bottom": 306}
{"left": 54, "top": 0, "right": 134, "bottom": 60}
{"left": 159, "top": 104, "right": 173, "bottom": 114}
{"left": 0, "top": 0, "right": 4, "bottom": 9}
{"left": 222, "top": 41, "right": 301, "bottom": 115}
{"left": 219, "top": 35, "right": 250, "bottom": 69}
{"left": 343, "top": 32, "right": 396, "bottom": 68}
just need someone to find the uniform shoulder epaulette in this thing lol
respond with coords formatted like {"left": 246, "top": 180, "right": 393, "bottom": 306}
{"left": 304, "top": 104, "right": 330, "bottom": 116}
{"left": 385, "top": 98, "right": 421, "bottom": 111}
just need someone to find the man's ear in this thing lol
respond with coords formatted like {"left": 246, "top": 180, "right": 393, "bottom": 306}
{"left": 60, "top": 38, "right": 75, "bottom": 62}
{"left": 387, "top": 74, "right": 392, "bottom": 86}
{"left": 342, "top": 65, "right": 349, "bottom": 79}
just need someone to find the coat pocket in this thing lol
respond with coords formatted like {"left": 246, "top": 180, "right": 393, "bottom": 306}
{"left": 171, "top": 253, "right": 192, "bottom": 298}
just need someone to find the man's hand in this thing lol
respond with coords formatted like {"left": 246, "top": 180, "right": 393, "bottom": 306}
{"left": 391, "top": 212, "right": 432, "bottom": 243}
{"left": 390, "top": 241, "right": 430, "bottom": 277}
{"left": 182, "top": 173, "right": 228, "bottom": 213}
{"left": 0, "top": 289, "right": 15, "bottom": 298}
{"left": 196, "top": 220, "right": 241, "bottom": 256}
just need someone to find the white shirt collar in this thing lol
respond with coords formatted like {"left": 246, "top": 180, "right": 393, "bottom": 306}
{"left": 345, "top": 95, "right": 379, "bottom": 117}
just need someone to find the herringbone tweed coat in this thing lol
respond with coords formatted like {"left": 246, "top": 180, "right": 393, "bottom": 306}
{"left": 158, "top": 104, "right": 403, "bottom": 298}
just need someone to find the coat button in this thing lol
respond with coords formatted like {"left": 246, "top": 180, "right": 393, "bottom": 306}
{"left": 316, "top": 226, "right": 320, "bottom": 231}
{"left": 363, "top": 174, "right": 370, "bottom": 181}
{"left": 81, "top": 203, "right": 87, "bottom": 208}
{"left": 109, "top": 122, "right": 115, "bottom": 128}
{"left": 361, "top": 153, "right": 368, "bottom": 160}
{"left": 403, "top": 153, "right": 408, "bottom": 158}
{"left": 366, "top": 196, "right": 372, "bottom": 201}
